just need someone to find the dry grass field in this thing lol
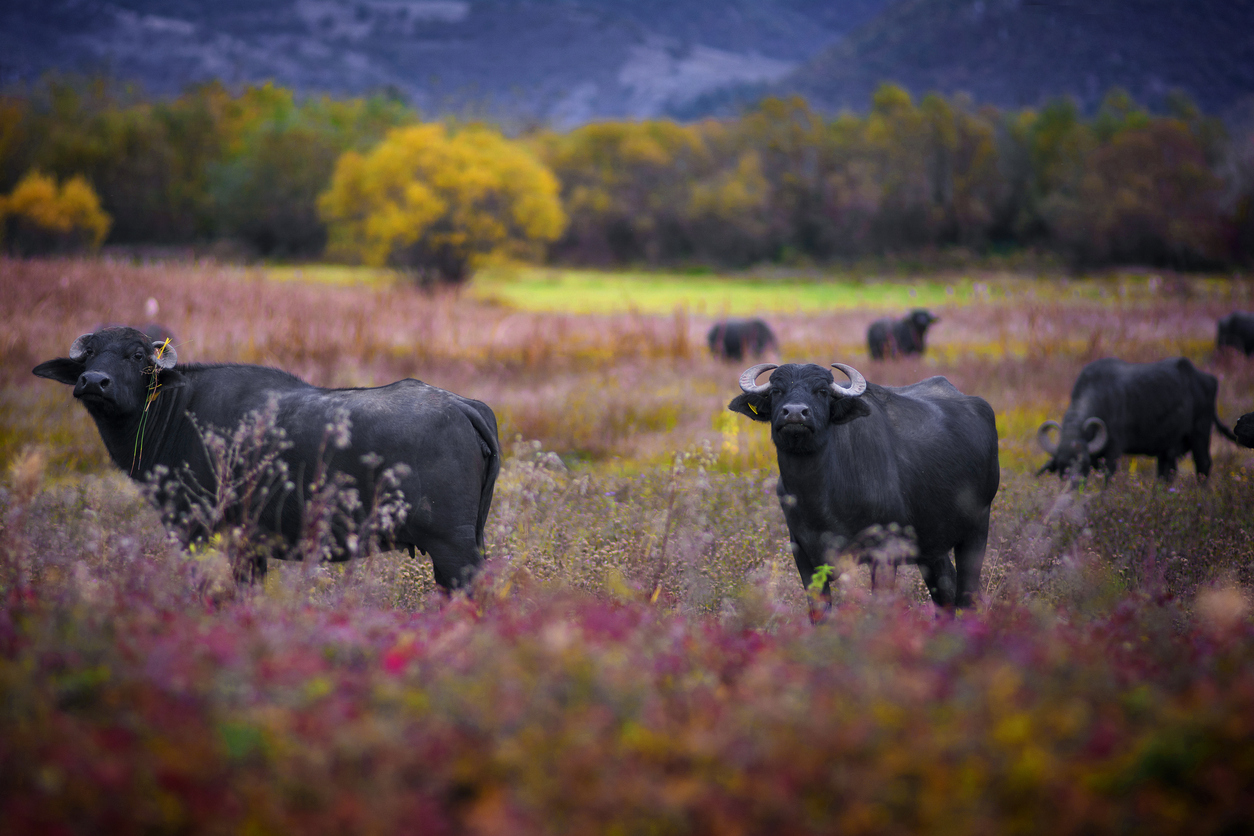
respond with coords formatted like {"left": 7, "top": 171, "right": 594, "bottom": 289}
{"left": 3, "top": 257, "right": 1254, "bottom": 833}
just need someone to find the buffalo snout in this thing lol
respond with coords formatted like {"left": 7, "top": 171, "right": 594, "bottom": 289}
{"left": 75, "top": 370, "right": 113, "bottom": 400}
{"left": 779, "top": 403, "right": 811, "bottom": 424}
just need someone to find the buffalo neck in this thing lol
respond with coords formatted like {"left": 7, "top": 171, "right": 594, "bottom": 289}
{"left": 774, "top": 415, "right": 904, "bottom": 533}
{"left": 86, "top": 375, "right": 195, "bottom": 480}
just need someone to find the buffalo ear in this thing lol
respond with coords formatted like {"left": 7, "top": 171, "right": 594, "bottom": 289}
{"left": 155, "top": 368, "right": 188, "bottom": 390}
{"left": 149, "top": 340, "right": 176, "bottom": 369}
{"left": 728, "top": 393, "right": 771, "bottom": 422}
{"left": 33, "top": 358, "right": 84, "bottom": 385}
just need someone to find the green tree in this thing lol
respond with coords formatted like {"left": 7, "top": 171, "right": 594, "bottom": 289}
{"left": 319, "top": 123, "right": 567, "bottom": 284}
{"left": 209, "top": 87, "right": 416, "bottom": 257}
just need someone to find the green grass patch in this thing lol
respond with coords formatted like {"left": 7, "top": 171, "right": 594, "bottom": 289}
{"left": 470, "top": 265, "right": 972, "bottom": 314}
{"left": 262, "top": 264, "right": 403, "bottom": 286}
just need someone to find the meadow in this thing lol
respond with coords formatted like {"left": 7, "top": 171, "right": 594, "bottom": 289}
{"left": 2, "top": 257, "right": 1254, "bottom": 833}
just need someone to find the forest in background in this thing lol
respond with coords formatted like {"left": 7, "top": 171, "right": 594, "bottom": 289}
{"left": 2, "top": 75, "right": 1253, "bottom": 274}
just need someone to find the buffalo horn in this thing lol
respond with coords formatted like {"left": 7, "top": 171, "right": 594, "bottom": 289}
{"left": 1037, "top": 421, "right": 1061, "bottom": 455}
{"left": 68, "top": 333, "right": 93, "bottom": 361}
{"left": 738, "top": 363, "right": 778, "bottom": 394}
{"left": 149, "top": 340, "right": 177, "bottom": 369}
{"left": 830, "top": 363, "right": 867, "bottom": 398}
{"left": 1084, "top": 417, "right": 1108, "bottom": 454}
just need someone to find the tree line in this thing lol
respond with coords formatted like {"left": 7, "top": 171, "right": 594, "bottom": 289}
{"left": 2, "top": 75, "right": 1253, "bottom": 278}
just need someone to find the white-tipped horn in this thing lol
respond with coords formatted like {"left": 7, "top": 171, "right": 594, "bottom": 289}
{"left": 150, "top": 339, "right": 177, "bottom": 369}
{"left": 1084, "top": 417, "right": 1108, "bottom": 454}
{"left": 738, "top": 363, "right": 778, "bottom": 394}
{"left": 1037, "top": 420, "right": 1061, "bottom": 455}
{"left": 68, "top": 333, "right": 93, "bottom": 361}
{"left": 830, "top": 363, "right": 867, "bottom": 397}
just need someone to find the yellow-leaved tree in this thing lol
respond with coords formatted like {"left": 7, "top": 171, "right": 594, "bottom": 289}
{"left": 318, "top": 123, "right": 567, "bottom": 284}
{"left": 0, "top": 170, "right": 111, "bottom": 255}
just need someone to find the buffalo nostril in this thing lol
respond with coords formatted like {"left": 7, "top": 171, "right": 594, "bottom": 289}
{"left": 99, "top": 377, "right": 110, "bottom": 389}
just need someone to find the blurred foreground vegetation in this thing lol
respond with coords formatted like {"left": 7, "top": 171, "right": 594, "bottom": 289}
{"left": 2, "top": 77, "right": 1253, "bottom": 275}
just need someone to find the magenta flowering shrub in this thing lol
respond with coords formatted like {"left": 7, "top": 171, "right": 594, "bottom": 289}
{"left": 2, "top": 572, "right": 1252, "bottom": 834}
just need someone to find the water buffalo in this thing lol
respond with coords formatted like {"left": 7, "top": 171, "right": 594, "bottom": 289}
{"left": 1217, "top": 312, "right": 1254, "bottom": 355}
{"left": 33, "top": 326, "right": 500, "bottom": 589}
{"left": 1234, "top": 412, "right": 1254, "bottom": 448}
{"left": 142, "top": 322, "right": 177, "bottom": 347}
{"left": 1037, "top": 357, "right": 1237, "bottom": 483}
{"left": 708, "top": 318, "right": 778, "bottom": 361}
{"left": 867, "top": 309, "right": 938, "bottom": 360}
{"left": 730, "top": 362, "right": 999, "bottom": 612}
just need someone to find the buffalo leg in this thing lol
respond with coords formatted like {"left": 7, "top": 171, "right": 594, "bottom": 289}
{"left": 954, "top": 510, "right": 990, "bottom": 608}
{"left": 421, "top": 524, "right": 483, "bottom": 591}
{"left": 1189, "top": 433, "right": 1213, "bottom": 479}
{"left": 1156, "top": 455, "right": 1178, "bottom": 482}
{"left": 791, "top": 540, "right": 831, "bottom": 623}
{"left": 231, "top": 551, "right": 268, "bottom": 586}
{"left": 918, "top": 555, "right": 957, "bottom": 607}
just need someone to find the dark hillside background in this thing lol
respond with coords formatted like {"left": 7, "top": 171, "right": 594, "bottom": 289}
{"left": 0, "top": 0, "right": 888, "bottom": 124}
{"left": 782, "top": 0, "right": 1254, "bottom": 118}
{"left": 6, "top": 1, "right": 1253, "bottom": 123}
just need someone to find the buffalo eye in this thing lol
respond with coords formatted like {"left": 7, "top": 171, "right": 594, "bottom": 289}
{"left": 133, "top": 350, "right": 145, "bottom": 361}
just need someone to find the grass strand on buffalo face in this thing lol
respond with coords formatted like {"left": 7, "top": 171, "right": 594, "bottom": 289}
{"left": 131, "top": 337, "right": 172, "bottom": 476}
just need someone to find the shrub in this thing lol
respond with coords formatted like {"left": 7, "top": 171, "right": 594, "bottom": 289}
{"left": 319, "top": 123, "right": 567, "bottom": 285}
{"left": 0, "top": 170, "right": 110, "bottom": 254}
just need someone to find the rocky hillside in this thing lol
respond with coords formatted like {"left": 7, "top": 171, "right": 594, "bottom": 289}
{"left": 0, "top": 0, "right": 888, "bottom": 124}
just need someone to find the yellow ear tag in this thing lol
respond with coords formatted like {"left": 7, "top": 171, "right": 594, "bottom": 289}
{"left": 748, "top": 402, "right": 758, "bottom": 415}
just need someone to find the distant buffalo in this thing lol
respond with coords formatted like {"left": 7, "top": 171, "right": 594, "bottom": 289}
{"left": 142, "top": 322, "right": 177, "bottom": 347}
{"left": 1217, "top": 312, "right": 1254, "bottom": 355}
{"left": 34, "top": 326, "right": 500, "bottom": 589}
{"left": 1236, "top": 413, "right": 1254, "bottom": 448}
{"left": 1037, "top": 357, "right": 1238, "bottom": 483}
{"left": 867, "top": 309, "right": 938, "bottom": 360}
{"left": 708, "top": 318, "right": 778, "bottom": 361}
{"left": 730, "top": 361, "right": 999, "bottom": 612}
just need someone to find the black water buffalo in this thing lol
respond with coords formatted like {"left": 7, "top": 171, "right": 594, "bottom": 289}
{"left": 1234, "top": 412, "right": 1254, "bottom": 448}
{"left": 730, "top": 362, "right": 999, "bottom": 611}
{"left": 34, "top": 326, "right": 500, "bottom": 589}
{"left": 1037, "top": 357, "right": 1237, "bottom": 483}
{"left": 867, "top": 309, "right": 938, "bottom": 360}
{"left": 1217, "top": 312, "right": 1254, "bottom": 355}
{"left": 142, "top": 322, "right": 177, "bottom": 347}
{"left": 707, "top": 318, "right": 778, "bottom": 361}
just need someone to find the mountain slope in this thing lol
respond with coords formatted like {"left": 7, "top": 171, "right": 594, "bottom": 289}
{"left": 0, "top": 0, "right": 890, "bottom": 124}
{"left": 782, "top": 0, "right": 1254, "bottom": 115}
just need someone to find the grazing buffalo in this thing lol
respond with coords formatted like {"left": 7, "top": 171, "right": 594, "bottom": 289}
{"left": 708, "top": 318, "right": 778, "bottom": 361}
{"left": 1235, "top": 412, "right": 1254, "bottom": 448}
{"left": 730, "top": 362, "right": 999, "bottom": 611}
{"left": 34, "top": 326, "right": 500, "bottom": 589}
{"left": 1037, "top": 357, "right": 1237, "bottom": 483}
{"left": 1217, "top": 312, "right": 1254, "bottom": 355}
{"left": 867, "top": 309, "right": 938, "bottom": 360}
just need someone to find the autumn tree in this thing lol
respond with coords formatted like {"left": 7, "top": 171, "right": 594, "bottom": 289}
{"left": 0, "top": 169, "right": 111, "bottom": 254}
{"left": 319, "top": 123, "right": 567, "bottom": 284}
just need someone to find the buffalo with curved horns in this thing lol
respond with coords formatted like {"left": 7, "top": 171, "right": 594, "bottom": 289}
{"left": 730, "top": 361, "right": 999, "bottom": 613}
{"left": 1037, "top": 357, "right": 1237, "bottom": 483}
{"left": 34, "top": 326, "right": 500, "bottom": 589}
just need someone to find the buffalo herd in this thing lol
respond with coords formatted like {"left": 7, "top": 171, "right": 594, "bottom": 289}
{"left": 31, "top": 308, "right": 1254, "bottom": 611}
